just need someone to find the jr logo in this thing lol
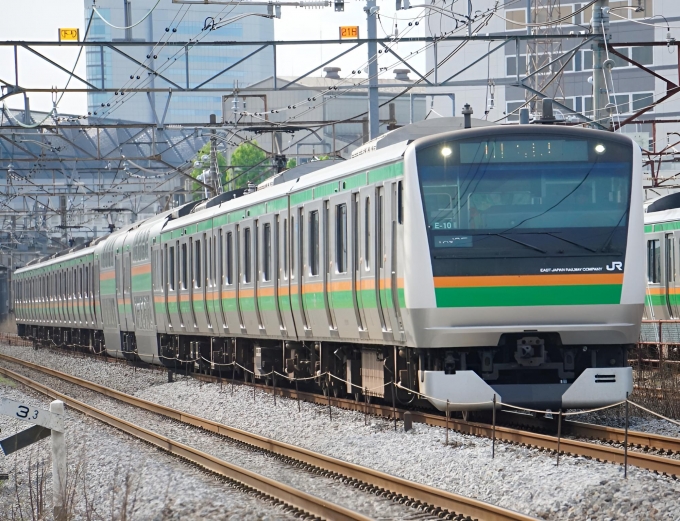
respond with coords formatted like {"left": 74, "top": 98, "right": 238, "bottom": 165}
{"left": 606, "top": 262, "right": 623, "bottom": 271}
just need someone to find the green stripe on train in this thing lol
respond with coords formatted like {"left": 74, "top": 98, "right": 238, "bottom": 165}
{"left": 434, "top": 284, "right": 623, "bottom": 307}
{"left": 646, "top": 221, "right": 680, "bottom": 233}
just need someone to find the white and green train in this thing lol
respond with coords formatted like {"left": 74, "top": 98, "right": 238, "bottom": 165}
{"left": 13, "top": 120, "right": 644, "bottom": 411}
{"left": 641, "top": 194, "right": 680, "bottom": 342}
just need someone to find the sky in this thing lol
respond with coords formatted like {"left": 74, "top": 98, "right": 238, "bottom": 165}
{"left": 0, "top": 0, "right": 427, "bottom": 116}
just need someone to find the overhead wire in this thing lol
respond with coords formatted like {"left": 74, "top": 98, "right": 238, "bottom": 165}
{"left": 92, "top": 0, "right": 163, "bottom": 30}
{"left": 100, "top": 1, "right": 252, "bottom": 119}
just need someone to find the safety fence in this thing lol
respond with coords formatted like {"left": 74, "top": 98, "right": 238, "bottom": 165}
{"left": 634, "top": 319, "right": 680, "bottom": 419}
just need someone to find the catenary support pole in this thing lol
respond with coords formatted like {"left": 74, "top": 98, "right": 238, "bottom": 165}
{"left": 295, "top": 377, "right": 301, "bottom": 412}
{"left": 327, "top": 372, "right": 332, "bottom": 421}
{"left": 624, "top": 392, "right": 629, "bottom": 478}
{"left": 556, "top": 409, "right": 563, "bottom": 466}
{"left": 445, "top": 399, "right": 449, "bottom": 446}
{"left": 592, "top": 0, "right": 609, "bottom": 126}
{"left": 492, "top": 394, "right": 497, "bottom": 459}
{"left": 391, "top": 379, "right": 397, "bottom": 431}
{"left": 365, "top": 0, "right": 379, "bottom": 140}
{"left": 50, "top": 400, "right": 66, "bottom": 521}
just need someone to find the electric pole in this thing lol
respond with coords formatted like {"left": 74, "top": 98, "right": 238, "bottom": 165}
{"left": 592, "top": 0, "right": 609, "bottom": 127}
{"left": 209, "top": 113, "right": 220, "bottom": 196}
{"left": 365, "top": 0, "right": 379, "bottom": 140}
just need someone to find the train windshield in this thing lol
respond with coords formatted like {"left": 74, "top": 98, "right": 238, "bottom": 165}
{"left": 416, "top": 133, "right": 633, "bottom": 273}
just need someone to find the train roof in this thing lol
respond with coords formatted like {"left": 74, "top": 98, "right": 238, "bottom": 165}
{"left": 15, "top": 244, "right": 96, "bottom": 275}
{"left": 162, "top": 140, "right": 410, "bottom": 234}
{"left": 644, "top": 193, "right": 680, "bottom": 227}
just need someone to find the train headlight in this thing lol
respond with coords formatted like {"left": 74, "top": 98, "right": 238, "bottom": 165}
{"left": 594, "top": 144, "right": 606, "bottom": 154}
{"left": 441, "top": 147, "right": 452, "bottom": 157}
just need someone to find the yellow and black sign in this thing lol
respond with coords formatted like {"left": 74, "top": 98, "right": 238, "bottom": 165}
{"left": 339, "top": 26, "right": 359, "bottom": 40}
{"left": 58, "top": 28, "right": 80, "bottom": 42}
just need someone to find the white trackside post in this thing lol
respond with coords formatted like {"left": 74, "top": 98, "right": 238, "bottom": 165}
{"left": 50, "top": 400, "right": 66, "bottom": 521}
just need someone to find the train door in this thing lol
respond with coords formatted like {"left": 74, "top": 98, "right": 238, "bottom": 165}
{"left": 208, "top": 228, "right": 222, "bottom": 335}
{"left": 647, "top": 235, "right": 664, "bottom": 319}
{"left": 277, "top": 209, "right": 296, "bottom": 336}
{"left": 382, "top": 182, "right": 405, "bottom": 341}
{"left": 115, "top": 251, "right": 125, "bottom": 331}
{"left": 91, "top": 261, "right": 98, "bottom": 329}
{"left": 82, "top": 265, "right": 90, "bottom": 326}
{"left": 257, "top": 214, "right": 280, "bottom": 335}
{"left": 178, "top": 236, "right": 197, "bottom": 331}
{"left": 300, "top": 199, "right": 332, "bottom": 337}
{"left": 328, "top": 191, "right": 361, "bottom": 339}
{"left": 376, "top": 186, "right": 395, "bottom": 337}
{"left": 358, "top": 186, "right": 384, "bottom": 340}
{"left": 190, "top": 233, "right": 211, "bottom": 333}
{"left": 123, "top": 249, "right": 135, "bottom": 331}
{"left": 289, "top": 207, "right": 309, "bottom": 337}
{"left": 238, "top": 219, "right": 260, "bottom": 334}
{"left": 666, "top": 233, "right": 679, "bottom": 318}
{"left": 213, "top": 228, "right": 227, "bottom": 333}
{"left": 75, "top": 266, "right": 82, "bottom": 326}
{"left": 153, "top": 243, "right": 168, "bottom": 333}
{"left": 222, "top": 225, "right": 241, "bottom": 334}
{"left": 66, "top": 268, "right": 73, "bottom": 325}
{"left": 166, "top": 241, "right": 183, "bottom": 331}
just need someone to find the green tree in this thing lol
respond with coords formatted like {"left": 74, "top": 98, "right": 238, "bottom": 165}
{"left": 190, "top": 142, "right": 228, "bottom": 199}
{"left": 286, "top": 157, "right": 297, "bottom": 169}
{"left": 227, "top": 141, "right": 269, "bottom": 189}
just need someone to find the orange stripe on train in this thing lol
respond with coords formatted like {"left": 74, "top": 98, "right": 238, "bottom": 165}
{"left": 434, "top": 273, "right": 624, "bottom": 288}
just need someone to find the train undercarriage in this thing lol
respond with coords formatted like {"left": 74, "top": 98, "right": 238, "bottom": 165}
{"left": 17, "top": 325, "right": 633, "bottom": 412}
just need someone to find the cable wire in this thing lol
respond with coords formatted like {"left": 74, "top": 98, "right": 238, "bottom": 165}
{"left": 92, "top": 0, "right": 163, "bottom": 30}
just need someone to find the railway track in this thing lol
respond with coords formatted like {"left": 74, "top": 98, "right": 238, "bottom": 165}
{"left": 4, "top": 340, "right": 680, "bottom": 476}
{"left": 0, "top": 352, "right": 536, "bottom": 521}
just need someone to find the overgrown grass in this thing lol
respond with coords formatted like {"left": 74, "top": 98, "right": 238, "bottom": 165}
{"left": 0, "top": 446, "right": 151, "bottom": 521}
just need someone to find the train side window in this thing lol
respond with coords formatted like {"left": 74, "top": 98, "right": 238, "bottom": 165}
{"left": 244, "top": 228, "right": 252, "bottom": 283}
{"left": 291, "top": 216, "right": 296, "bottom": 277}
{"left": 309, "top": 210, "right": 319, "bottom": 276}
{"left": 180, "top": 243, "right": 189, "bottom": 289}
{"left": 365, "top": 198, "right": 371, "bottom": 269}
{"left": 263, "top": 223, "right": 271, "bottom": 282}
{"left": 397, "top": 180, "right": 403, "bottom": 224}
{"left": 336, "top": 203, "right": 347, "bottom": 273}
{"left": 218, "top": 230, "right": 224, "bottom": 285}
{"left": 209, "top": 235, "right": 215, "bottom": 286}
{"left": 226, "top": 232, "right": 233, "bottom": 285}
{"left": 666, "top": 234, "right": 676, "bottom": 283}
{"left": 169, "top": 246, "right": 175, "bottom": 290}
{"left": 377, "top": 193, "right": 384, "bottom": 269}
{"left": 283, "top": 218, "right": 288, "bottom": 278}
{"left": 648, "top": 239, "right": 660, "bottom": 283}
{"left": 195, "top": 239, "right": 202, "bottom": 288}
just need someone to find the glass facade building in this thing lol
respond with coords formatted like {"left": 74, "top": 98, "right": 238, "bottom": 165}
{"left": 84, "top": 0, "right": 274, "bottom": 123}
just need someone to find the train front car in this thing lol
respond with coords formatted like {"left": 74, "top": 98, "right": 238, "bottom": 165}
{"left": 402, "top": 126, "right": 644, "bottom": 411}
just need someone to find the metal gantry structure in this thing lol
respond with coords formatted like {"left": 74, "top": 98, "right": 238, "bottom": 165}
{"left": 0, "top": 0, "right": 679, "bottom": 270}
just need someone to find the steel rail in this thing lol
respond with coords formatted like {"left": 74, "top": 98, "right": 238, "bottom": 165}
{"left": 0, "top": 352, "right": 536, "bottom": 521}
{"left": 0, "top": 364, "right": 368, "bottom": 521}
{"left": 3, "top": 338, "right": 680, "bottom": 461}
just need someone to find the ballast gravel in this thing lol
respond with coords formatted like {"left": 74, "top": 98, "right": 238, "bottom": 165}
{"left": 2, "top": 343, "right": 680, "bottom": 520}
{"left": 0, "top": 357, "right": 433, "bottom": 521}
{"left": 0, "top": 377, "right": 295, "bottom": 520}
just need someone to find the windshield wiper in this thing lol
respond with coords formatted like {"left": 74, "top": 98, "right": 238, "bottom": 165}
{"left": 543, "top": 232, "right": 597, "bottom": 253}
{"left": 484, "top": 233, "right": 547, "bottom": 254}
